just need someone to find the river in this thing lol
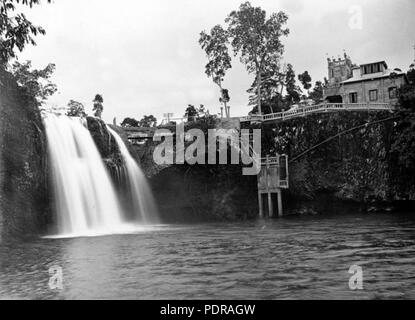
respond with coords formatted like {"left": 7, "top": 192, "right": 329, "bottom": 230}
{"left": 1, "top": 212, "right": 415, "bottom": 299}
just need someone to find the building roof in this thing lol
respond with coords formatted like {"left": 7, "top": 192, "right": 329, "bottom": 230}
{"left": 342, "top": 68, "right": 406, "bottom": 84}
{"left": 360, "top": 61, "right": 388, "bottom": 69}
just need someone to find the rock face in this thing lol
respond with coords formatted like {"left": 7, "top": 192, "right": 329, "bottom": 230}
{"left": 112, "top": 125, "right": 259, "bottom": 222}
{"left": 85, "top": 118, "right": 140, "bottom": 181}
{"left": 264, "top": 111, "right": 415, "bottom": 212}
{"left": 149, "top": 164, "right": 258, "bottom": 222}
{"left": 86, "top": 117, "right": 123, "bottom": 169}
{"left": 0, "top": 68, "right": 50, "bottom": 239}
{"left": 137, "top": 111, "right": 415, "bottom": 220}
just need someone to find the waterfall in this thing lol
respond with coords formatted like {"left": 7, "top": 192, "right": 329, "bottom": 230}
{"left": 107, "top": 127, "right": 158, "bottom": 224}
{"left": 44, "top": 114, "right": 129, "bottom": 237}
{"left": 44, "top": 114, "right": 160, "bottom": 238}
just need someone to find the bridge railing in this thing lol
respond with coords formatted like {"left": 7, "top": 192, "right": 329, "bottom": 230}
{"left": 241, "top": 103, "right": 393, "bottom": 123}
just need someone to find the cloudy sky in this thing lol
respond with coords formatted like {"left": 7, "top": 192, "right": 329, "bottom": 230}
{"left": 19, "top": 0, "right": 415, "bottom": 123}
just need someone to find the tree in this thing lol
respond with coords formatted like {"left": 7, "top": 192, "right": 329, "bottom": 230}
{"left": 284, "top": 63, "right": 301, "bottom": 106}
{"left": 0, "top": 0, "right": 52, "bottom": 64}
{"left": 139, "top": 115, "right": 157, "bottom": 127}
{"left": 247, "top": 61, "right": 285, "bottom": 114}
{"left": 122, "top": 118, "right": 139, "bottom": 128}
{"left": 298, "top": 71, "right": 312, "bottom": 95}
{"left": 225, "top": 1, "right": 289, "bottom": 114}
{"left": 184, "top": 104, "right": 198, "bottom": 122}
{"left": 10, "top": 60, "right": 57, "bottom": 105}
{"left": 199, "top": 25, "right": 232, "bottom": 117}
{"left": 196, "top": 104, "right": 210, "bottom": 119}
{"left": 407, "top": 68, "right": 415, "bottom": 85}
{"left": 248, "top": 104, "right": 275, "bottom": 115}
{"left": 309, "top": 81, "right": 324, "bottom": 104}
{"left": 92, "top": 94, "right": 104, "bottom": 119}
{"left": 121, "top": 117, "right": 139, "bottom": 128}
{"left": 66, "top": 100, "right": 85, "bottom": 117}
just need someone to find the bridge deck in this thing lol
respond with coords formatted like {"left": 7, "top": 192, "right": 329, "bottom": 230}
{"left": 240, "top": 103, "right": 394, "bottom": 123}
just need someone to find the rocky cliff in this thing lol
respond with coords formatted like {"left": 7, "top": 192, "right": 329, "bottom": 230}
{"left": 262, "top": 110, "right": 415, "bottom": 213}
{"left": 137, "top": 110, "right": 414, "bottom": 220}
{"left": 0, "top": 68, "right": 50, "bottom": 239}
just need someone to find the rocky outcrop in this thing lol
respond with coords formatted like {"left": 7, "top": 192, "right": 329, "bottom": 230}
{"left": 149, "top": 164, "right": 258, "bottom": 222}
{"left": 112, "top": 124, "right": 259, "bottom": 222}
{"left": 86, "top": 116, "right": 123, "bottom": 170}
{"left": 0, "top": 68, "right": 50, "bottom": 239}
{"left": 264, "top": 111, "right": 415, "bottom": 212}
{"left": 85, "top": 118, "right": 141, "bottom": 184}
{"left": 138, "top": 111, "right": 415, "bottom": 219}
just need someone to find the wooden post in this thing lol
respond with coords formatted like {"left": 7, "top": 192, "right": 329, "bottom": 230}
{"left": 266, "top": 155, "right": 270, "bottom": 218}
{"left": 285, "top": 155, "right": 289, "bottom": 189}
{"left": 268, "top": 192, "right": 274, "bottom": 218}
{"left": 258, "top": 192, "right": 264, "bottom": 218}
{"left": 277, "top": 189, "right": 283, "bottom": 217}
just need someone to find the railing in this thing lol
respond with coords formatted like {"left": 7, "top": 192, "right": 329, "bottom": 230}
{"left": 160, "top": 117, "right": 187, "bottom": 125}
{"left": 240, "top": 103, "right": 394, "bottom": 123}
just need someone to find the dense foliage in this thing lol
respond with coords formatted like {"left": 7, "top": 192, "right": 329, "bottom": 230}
{"left": 66, "top": 100, "right": 85, "bottom": 117}
{"left": 0, "top": 0, "right": 51, "bottom": 63}
{"left": 10, "top": 60, "right": 56, "bottom": 105}
{"left": 389, "top": 78, "right": 415, "bottom": 188}
{"left": 298, "top": 71, "right": 312, "bottom": 93}
{"left": 121, "top": 115, "right": 157, "bottom": 128}
{"left": 121, "top": 117, "right": 139, "bottom": 128}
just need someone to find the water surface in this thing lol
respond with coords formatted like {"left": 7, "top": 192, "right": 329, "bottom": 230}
{"left": 1, "top": 212, "right": 415, "bottom": 299}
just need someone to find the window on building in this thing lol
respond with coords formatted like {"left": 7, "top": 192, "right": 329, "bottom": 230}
{"left": 369, "top": 89, "right": 378, "bottom": 101}
{"left": 388, "top": 87, "right": 397, "bottom": 99}
{"left": 362, "top": 64, "right": 381, "bottom": 75}
{"left": 349, "top": 92, "right": 358, "bottom": 103}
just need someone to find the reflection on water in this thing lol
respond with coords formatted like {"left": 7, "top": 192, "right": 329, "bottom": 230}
{"left": 1, "top": 213, "right": 415, "bottom": 299}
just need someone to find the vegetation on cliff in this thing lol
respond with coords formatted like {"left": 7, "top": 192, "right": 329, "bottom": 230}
{"left": 1, "top": 0, "right": 51, "bottom": 64}
{"left": 0, "top": 67, "right": 50, "bottom": 237}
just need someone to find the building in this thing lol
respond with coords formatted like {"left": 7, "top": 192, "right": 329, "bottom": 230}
{"left": 323, "top": 53, "right": 408, "bottom": 104}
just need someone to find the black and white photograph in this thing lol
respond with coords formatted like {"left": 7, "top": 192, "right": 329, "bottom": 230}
{"left": 1, "top": 0, "right": 415, "bottom": 304}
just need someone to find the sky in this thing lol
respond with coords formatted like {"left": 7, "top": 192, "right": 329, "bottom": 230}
{"left": 18, "top": 0, "right": 415, "bottom": 124}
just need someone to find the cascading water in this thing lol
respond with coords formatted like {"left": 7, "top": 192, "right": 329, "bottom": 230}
{"left": 44, "top": 114, "right": 160, "bottom": 238}
{"left": 44, "top": 114, "right": 129, "bottom": 237}
{"left": 107, "top": 127, "right": 158, "bottom": 224}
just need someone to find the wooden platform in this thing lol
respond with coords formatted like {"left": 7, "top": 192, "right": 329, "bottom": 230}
{"left": 257, "top": 155, "right": 289, "bottom": 218}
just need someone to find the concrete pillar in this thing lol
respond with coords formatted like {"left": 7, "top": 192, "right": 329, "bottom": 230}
{"left": 277, "top": 189, "right": 283, "bottom": 217}
{"left": 268, "top": 192, "right": 274, "bottom": 218}
{"left": 258, "top": 192, "right": 264, "bottom": 218}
